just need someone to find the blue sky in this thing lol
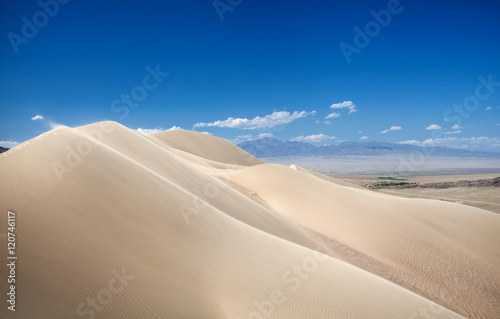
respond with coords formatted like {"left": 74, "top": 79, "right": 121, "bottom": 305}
{"left": 1, "top": 0, "right": 499, "bottom": 151}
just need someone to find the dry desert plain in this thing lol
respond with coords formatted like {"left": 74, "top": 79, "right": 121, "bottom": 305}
{"left": 336, "top": 174, "right": 500, "bottom": 214}
{"left": 1, "top": 121, "right": 499, "bottom": 318}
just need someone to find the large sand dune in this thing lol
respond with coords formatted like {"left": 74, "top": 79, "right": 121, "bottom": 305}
{"left": 1, "top": 121, "right": 498, "bottom": 318}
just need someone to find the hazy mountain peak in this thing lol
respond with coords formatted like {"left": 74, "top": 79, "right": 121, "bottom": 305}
{"left": 238, "top": 138, "right": 500, "bottom": 158}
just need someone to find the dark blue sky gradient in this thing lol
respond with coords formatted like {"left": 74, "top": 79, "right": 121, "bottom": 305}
{"left": 1, "top": 0, "right": 499, "bottom": 149}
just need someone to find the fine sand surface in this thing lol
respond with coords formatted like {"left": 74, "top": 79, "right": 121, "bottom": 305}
{"left": 1, "top": 121, "right": 499, "bottom": 318}
{"left": 379, "top": 187, "right": 500, "bottom": 213}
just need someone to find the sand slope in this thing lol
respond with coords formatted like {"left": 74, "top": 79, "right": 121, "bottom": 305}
{"left": 0, "top": 122, "right": 495, "bottom": 318}
{"left": 230, "top": 164, "right": 500, "bottom": 318}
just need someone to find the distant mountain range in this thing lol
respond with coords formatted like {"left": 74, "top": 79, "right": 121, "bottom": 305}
{"left": 0, "top": 147, "right": 9, "bottom": 153}
{"left": 238, "top": 138, "right": 500, "bottom": 158}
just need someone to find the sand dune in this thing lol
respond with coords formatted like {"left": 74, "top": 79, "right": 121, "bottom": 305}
{"left": 149, "top": 129, "right": 263, "bottom": 167}
{"left": 230, "top": 164, "right": 500, "bottom": 318}
{"left": 1, "top": 122, "right": 497, "bottom": 318}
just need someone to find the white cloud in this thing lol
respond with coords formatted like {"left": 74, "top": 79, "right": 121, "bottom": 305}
{"left": 200, "top": 131, "right": 212, "bottom": 135}
{"left": 486, "top": 106, "right": 492, "bottom": 110}
{"left": 360, "top": 136, "right": 368, "bottom": 140}
{"left": 238, "top": 134, "right": 253, "bottom": 139}
{"left": 194, "top": 110, "right": 316, "bottom": 130}
{"left": 399, "top": 136, "right": 500, "bottom": 150}
{"left": 379, "top": 126, "right": 402, "bottom": 134}
{"left": 451, "top": 124, "right": 462, "bottom": 130}
{"left": 399, "top": 140, "right": 421, "bottom": 146}
{"left": 325, "top": 112, "right": 341, "bottom": 119}
{"left": 290, "top": 134, "right": 336, "bottom": 143}
{"left": 31, "top": 115, "right": 44, "bottom": 121}
{"left": 420, "top": 137, "right": 456, "bottom": 146}
{"left": 258, "top": 133, "right": 273, "bottom": 138}
{"left": 49, "top": 122, "right": 64, "bottom": 129}
{"left": 137, "top": 126, "right": 182, "bottom": 134}
{"left": 0, "top": 141, "right": 19, "bottom": 148}
{"left": 167, "top": 126, "right": 182, "bottom": 131}
{"left": 323, "top": 120, "right": 331, "bottom": 125}
{"left": 444, "top": 130, "right": 461, "bottom": 135}
{"left": 330, "top": 101, "right": 357, "bottom": 114}
{"left": 229, "top": 134, "right": 255, "bottom": 145}
{"left": 358, "top": 131, "right": 363, "bottom": 134}
{"left": 426, "top": 124, "right": 442, "bottom": 130}
{"left": 229, "top": 133, "right": 274, "bottom": 144}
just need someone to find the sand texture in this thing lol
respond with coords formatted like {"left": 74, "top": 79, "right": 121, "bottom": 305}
{"left": 1, "top": 122, "right": 498, "bottom": 318}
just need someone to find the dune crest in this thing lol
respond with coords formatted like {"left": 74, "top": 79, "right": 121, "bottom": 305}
{"left": 1, "top": 122, "right": 497, "bottom": 318}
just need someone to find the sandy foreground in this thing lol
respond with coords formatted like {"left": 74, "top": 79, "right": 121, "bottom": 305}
{"left": 0, "top": 122, "right": 499, "bottom": 318}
